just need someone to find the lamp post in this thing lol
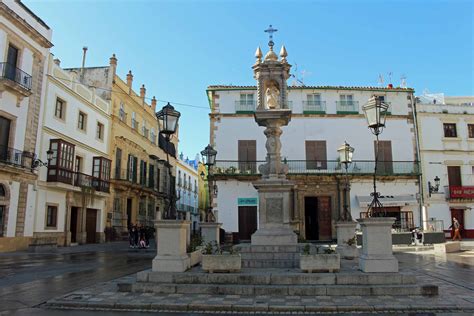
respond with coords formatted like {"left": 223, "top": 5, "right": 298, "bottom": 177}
{"left": 428, "top": 176, "right": 440, "bottom": 197}
{"left": 337, "top": 141, "right": 354, "bottom": 221}
{"left": 200, "top": 144, "right": 217, "bottom": 222}
{"left": 362, "top": 95, "right": 390, "bottom": 217}
{"left": 156, "top": 102, "right": 180, "bottom": 219}
{"left": 32, "top": 149, "right": 54, "bottom": 170}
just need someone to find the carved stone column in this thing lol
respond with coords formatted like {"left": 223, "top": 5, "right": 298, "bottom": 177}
{"left": 251, "top": 109, "right": 297, "bottom": 246}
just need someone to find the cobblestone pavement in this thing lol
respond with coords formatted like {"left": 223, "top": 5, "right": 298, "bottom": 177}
{"left": 43, "top": 250, "right": 474, "bottom": 314}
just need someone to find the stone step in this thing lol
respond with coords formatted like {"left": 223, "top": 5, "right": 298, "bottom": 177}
{"left": 138, "top": 271, "right": 417, "bottom": 286}
{"left": 129, "top": 282, "right": 437, "bottom": 297}
{"left": 242, "top": 259, "right": 298, "bottom": 268}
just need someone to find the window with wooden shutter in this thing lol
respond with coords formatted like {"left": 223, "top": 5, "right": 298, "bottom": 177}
{"left": 305, "top": 140, "right": 327, "bottom": 170}
{"left": 447, "top": 166, "right": 462, "bottom": 186}
{"left": 374, "top": 140, "right": 393, "bottom": 175}
{"left": 238, "top": 140, "right": 256, "bottom": 173}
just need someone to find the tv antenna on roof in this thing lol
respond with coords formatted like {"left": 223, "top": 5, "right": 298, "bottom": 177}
{"left": 378, "top": 74, "right": 384, "bottom": 87}
{"left": 388, "top": 71, "right": 393, "bottom": 84}
{"left": 400, "top": 74, "right": 407, "bottom": 88}
{"left": 290, "top": 63, "right": 309, "bottom": 86}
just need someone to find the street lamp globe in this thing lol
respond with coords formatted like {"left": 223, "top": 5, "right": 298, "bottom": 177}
{"left": 434, "top": 176, "right": 440, "bottom": 187}
{"left": 362, "top": 95, "right": 390, "bottom": 134}
{"left": 337, "top": 141, "right": 354, "bottom": 166}
{"left": 156, "top": 102, "right": 181, "bottom": 135}
{"left": 46, "top": 149, "right": 54, "bottom": 162}
{"left": 200, "top": 144, "right": 217, "bottom": 167}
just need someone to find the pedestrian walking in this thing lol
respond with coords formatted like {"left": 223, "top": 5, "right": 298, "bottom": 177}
{"left": 133, "top": 224, "right": 139, "bottom": 247}
{"left": 449, "top": 217, "right": 462, "bottom": 241}
{"left": 129, "top": 224, "right": 136, "bottom": 248}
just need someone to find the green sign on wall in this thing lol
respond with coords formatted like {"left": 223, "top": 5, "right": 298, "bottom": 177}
{"left": 238, "top": 198, "right": 258, "bottom": 206}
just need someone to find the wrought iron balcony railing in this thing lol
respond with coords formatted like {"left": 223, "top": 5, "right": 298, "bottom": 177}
{"left": 213, "top": 160, "right": 420, "bottom": 176}
{"left": 47, "top": 169, "right": 110, "bottom": 193}
{"left": 0, "top": 145, "right": 35, "bottom": 169}
{"left": 303, "top": 100, "right": 326, "bottom": 113}
{"left": 113, "top": 168, "right": 164, "bottom": 193}
{"left": 0, "top": 62, "right": 32, "bottom": 90}
{"left": 235, "top": 100, "right": 256, "bottom": 113}
{"left": 336, "top": 100, "right": 359, "bottom": 114}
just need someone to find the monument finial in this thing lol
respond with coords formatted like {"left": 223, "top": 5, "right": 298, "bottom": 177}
{"left": 264, "top": 24, "right": 278, "bottom": 50}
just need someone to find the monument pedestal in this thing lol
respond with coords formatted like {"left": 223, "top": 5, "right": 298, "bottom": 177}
{"left": 200, "top": 222, "right": 222, "bottom": 245}
{"left": 357, "top": 218, "right": 398, "bottom": 273}
{"left": 152, "top": 220, "right": 190, "bottom": 272}
{"left": 251, "top": 179, "right": 297, "bottom": 246}
{"left": 335, "top": 221, "right": 358, "bottom": 259}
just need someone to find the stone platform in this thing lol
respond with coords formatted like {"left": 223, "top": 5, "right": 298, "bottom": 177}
{"left": 129, "top": 268, "right": 436, "bottom": 297}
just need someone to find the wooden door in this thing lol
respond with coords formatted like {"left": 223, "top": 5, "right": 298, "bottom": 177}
{"left": 0, "top": 205, "right": 5, "bottom": 237}
{"left": 6, "top": 45, "right": 18, "bottom": 81}
{"left": 238, "top": 140, "right": 256, "bottom": 173}
{"left": 304, "top": 197, "right": 319, "bottom": 240}
{"left": 238, "top": 206, "right": 257, "bottom": 241}
{"left": 318, "top": 197, "right": 332, "bottom": 240}
{"left": 305, "top": 141, "right": 327, "bottom": 170}
{"left": 450, "top": 209, "right": 465, "bottom": 238}
{"left": 447, "top": 166, "right": 462, "bottom": 186}
{"left": 0, "top": 117, "right": 11, "bottom": 159}
{"left": 86, "top": 209, "right": 97, "bottom": 243}
{"left": 70, "top": 207, "right": 78, "bottom": 243}
{"left": 375, "top": 140, "right": 393, "bottom": 174}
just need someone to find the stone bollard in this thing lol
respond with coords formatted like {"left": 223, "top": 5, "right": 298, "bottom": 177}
{"left": 152, "top": 220, "right": 191, "bottom": 272}
{"left": 335, "top": 221, "right": 358, "bottom": 259}
{"left": 357, "top": 217, "right": 398, "bottom": 273}
{"left": 200, "top": 222, "right": 222, "bottom": 245}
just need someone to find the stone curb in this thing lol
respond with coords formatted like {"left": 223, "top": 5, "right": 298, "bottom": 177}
{"left": 44, "top": 301, "right": 474, "bottom": 313}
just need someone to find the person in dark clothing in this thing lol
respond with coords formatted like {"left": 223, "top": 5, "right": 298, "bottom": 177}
{"left": 129, "top": 224, "right": 136, "bottom": 248}
{"left": 133, "top": 224, "right": 139, "bottom": 247}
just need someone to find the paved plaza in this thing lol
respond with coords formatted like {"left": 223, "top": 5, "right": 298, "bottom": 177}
{"left": 41, "top": 246, "right": 474, "bottom": 314}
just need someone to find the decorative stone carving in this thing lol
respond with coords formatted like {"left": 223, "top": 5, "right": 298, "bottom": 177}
{"left": 264, "top": 82, "right": 280, "bottom": 109}
{"left": 266, "top": 198, "right": 283, "bottom": 223}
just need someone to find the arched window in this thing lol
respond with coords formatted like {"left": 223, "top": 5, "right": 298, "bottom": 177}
{"left": 0, "top": 184, "right": 5, "bottom": 197}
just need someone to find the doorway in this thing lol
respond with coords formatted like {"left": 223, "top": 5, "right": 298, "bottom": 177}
{"left": 304, "top": 196, "right": 332, "bottom": 241}
{"left": 238, "top": 206, "right": 257, "bottom": 241}
{"left": 0, "top": 205, "right": 5, "bottom": 237}
{"left": 450, "top": 209, "right": 465, "bottom": 238}
{"left": 86, "top": 209, "right": 97, "bottom": 243}
{"left": 126, "top": 198, "right": 132, "bottom": 228}
{"left": 70, "top": 207, "right": 79, "bottom": 243}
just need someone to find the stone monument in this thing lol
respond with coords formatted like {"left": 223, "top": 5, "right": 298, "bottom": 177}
{"left": 250, "top": 26, "right": 297, "bottom": 246}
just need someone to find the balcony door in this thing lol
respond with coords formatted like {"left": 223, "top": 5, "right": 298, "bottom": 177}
{"left": 375, "top": 140, "right": 393, "bottom": 174}
{"left": 447, "top": 166, "right": 462, "bottom": 187}
{"left": 0, "top": 116, "right": 11, "bottom": 160}
{"left": 305, "top": 140, "right": 327, "bottom": 170}
{"left": 6, "top": 45, "right": 18, "bottom": 81}
{"left": 238, "top": 140, "right": 256, "bottom": 173}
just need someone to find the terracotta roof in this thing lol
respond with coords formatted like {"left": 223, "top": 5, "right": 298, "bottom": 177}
{"left": 207, "top": 85, "right": 414, "bottom": 92}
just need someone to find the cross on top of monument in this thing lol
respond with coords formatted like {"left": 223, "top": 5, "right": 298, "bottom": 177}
{"left": 264, "top": 24, "right": 278, "bottom": 48}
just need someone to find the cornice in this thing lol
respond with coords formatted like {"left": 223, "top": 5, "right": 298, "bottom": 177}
{"left": 0, "top": 2, "right": 53, "bottom": 48}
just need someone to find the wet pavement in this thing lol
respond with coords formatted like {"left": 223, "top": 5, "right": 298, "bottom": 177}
{"left": 0, "top": 241, "right": 155, "bottom": 314}
{"left": 1, "top": 241, "right": 474, "bottom": 315}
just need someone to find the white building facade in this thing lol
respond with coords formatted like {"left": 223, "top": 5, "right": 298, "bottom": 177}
{"left": 418, "top": 95, "right": 474, "bottom": 239}
{"left": 176, "top": 154, "right": 199, "bottom": 233}
{"left": 0, "top": 0, "right": 52, "bottom": 251}
{"left": 34, "top": 54, "right": 111, "bottom": 245}
{"left": 207, "top": 48, "right": 421, "bottom": 241}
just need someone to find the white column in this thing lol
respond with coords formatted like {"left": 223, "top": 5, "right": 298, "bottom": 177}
{"left": 335, "top": 221, "right": 358, "bottom": 259}
{"left": 152, "top": 220, "right": 190, "bottom": 272}
{"left": 200, "top": 222, "right": 222, "bottom": 245}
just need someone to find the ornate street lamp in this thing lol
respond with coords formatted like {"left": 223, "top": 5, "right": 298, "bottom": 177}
{"left": 428, "top": 176, "right": 441, "bottom": 197}
{"left": 362, "top": 95, "right": 390, "bottom": 217}
{"left": 337, "top": 141, "right": 354, "bottom": 221}
{"left": 32, "top": 149, "right": 54, "bottom": 169}
{"left": 200, "top": 144, "right": 217, "bottom": 222}
{"left": 156, "top": 103, "right": 180, "bottom": 219}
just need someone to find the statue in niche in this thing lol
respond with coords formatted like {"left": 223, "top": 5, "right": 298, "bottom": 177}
{"left": 264, "top": 82, "right": 280, "bottom": 109}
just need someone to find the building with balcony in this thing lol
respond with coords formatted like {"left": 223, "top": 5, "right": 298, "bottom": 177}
{"left": 417, "top": 94, "right": 474, "bottom": 238}
{"left": 0, "top": 1, "right": 52, "bottom": 251}
{"left": 66, "top": 55, "right": 177, "bottom": 235}
{"left": 32, "top": 55, "right": 111, "bottom": 245}
{"left": 176, "top": 153, "right": 200, "bottom": 233}
{"left": 206, "top": 46, "right": 421, "bottom": 242}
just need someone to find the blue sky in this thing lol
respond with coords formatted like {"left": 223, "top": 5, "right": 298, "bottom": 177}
{"left": 25, "top": 0, "right": 473, "bottom": 157}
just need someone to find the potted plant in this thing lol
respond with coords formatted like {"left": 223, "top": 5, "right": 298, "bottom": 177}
{"left": 300, "top": 245, "right": 340, "bottom": 273}
{"left": 201, "top": 241, "right": 241, "bottom": 273}
{"left": 187, "top": 234, "right": 204, "bottom": 267}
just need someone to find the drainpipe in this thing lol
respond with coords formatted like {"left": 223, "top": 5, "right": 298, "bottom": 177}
{"left": 410, "top": 93, "right": 424, "bottom": 228}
